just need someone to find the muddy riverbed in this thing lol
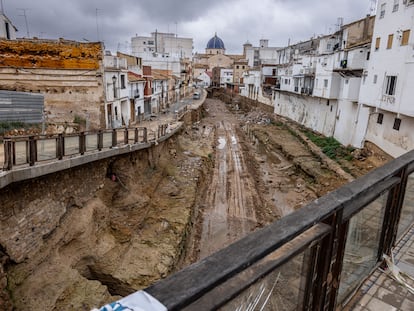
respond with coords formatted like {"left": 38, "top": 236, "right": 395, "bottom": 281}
{"left": 1, "top": 96, "right": 391, "bottom": 310}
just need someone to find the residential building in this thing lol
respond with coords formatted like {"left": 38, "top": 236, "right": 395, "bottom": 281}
{"left": 241, "top": 69, "right": 260, "bottom": 99}
{"left": 273, "top": 16, "right": 375, "bottom": 142}
{"left": 128, "top": 71, "right": 146, "bottom": 123}
{"left": 152, "top": 69, "right": 169, "bottom": 112}
{"left": 244, "top": 39, "right": 281, "bottom": 67}
{"left": 0, "top": 13, "right": 17, "bottom": 40}
{"left": 220, "top": 68, "right": 233, "bottom": 87}
{"left": 0, "top": 39, "right": 105, "bottom": 130}
{"left": 233, "top": 59, "right": 248, "bottom": 84}
{"left": 212, "top": 67, "right": 222, "bottom": 87}
{"left": 195, "top": 71, "right": 212, "bottom": 88}
{"left": 358, "top": 0, "right": 414, "bottom": 157}
{"left": 131, "top": 31, "right": 193, "bottom": 60}
{"left": 103, "top": 52, "right": 130, "bottom": 128}
{"left": 131, "top": 31, "right": 193, "bottom": 98}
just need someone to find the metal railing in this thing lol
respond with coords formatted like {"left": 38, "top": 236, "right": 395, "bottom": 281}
{"left": 2, "top": 125, "right": 170, "bottom": 171}
{"left": 142, "top": 150, "right": 414, "bottom": 310}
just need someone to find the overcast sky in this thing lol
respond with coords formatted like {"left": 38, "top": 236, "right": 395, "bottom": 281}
{"left": 4, "top": 0, "right": 376, "bottom": 54}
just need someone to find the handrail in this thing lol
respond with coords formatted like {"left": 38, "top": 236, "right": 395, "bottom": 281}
{"left": 143, "top": 149, "right": 414, "bottom": 310}
{"left": 2, "top": 125, "right": 169, "bottom": 171}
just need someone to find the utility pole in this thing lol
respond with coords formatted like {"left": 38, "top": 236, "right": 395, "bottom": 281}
{"left": 17, "top": 8, "right": 30, "bottom": 38}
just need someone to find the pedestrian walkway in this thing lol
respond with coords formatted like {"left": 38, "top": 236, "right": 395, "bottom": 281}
{"left": 348, "top": 225, "right": 414, "bottom": 310}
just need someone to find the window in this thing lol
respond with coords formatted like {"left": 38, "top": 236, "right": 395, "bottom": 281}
{"left": 148, "top": 40, "right": 154, "bottom": 45}
{"left": 377, "top": 113, "right": 384, "bottom": 124}
{"left": 393, "top": 118, "right": 401, "bottom": 130}
{"left": 374, "top": 75, "right": 378, "bottom": 84}
{"left": 385, "top": 75, "right": 397, "bottom": 95}
{"left": 345, "top": 79, "right": 349, "bottom": 84}
{"left": 236, "top": 65, "right": 239, "bottom": 69}
{"left": 380, "top": 3, "right": 386, "bottom": 18}
{"left": 367, "top": 51, "right": 371, "bottom": 60}
{"left": 393, "top": 0, "right": 399, "bottom": 12}
{"left": 387, "top": 34, "right": 394, "bottom": 49}
{"left": 375, "top": 37, "right": 381, "bottom": 50}
{"left": 5, "top": 22, "right": 10, "bottom": 39}
{"left": 120, "top": 75, "right": 126, "bottom": 89}
{"left": 324, "top": 79, "right": 328, "bottom": 88}
{"left": 401, "top": 29, "right": 410, "bottom": 46}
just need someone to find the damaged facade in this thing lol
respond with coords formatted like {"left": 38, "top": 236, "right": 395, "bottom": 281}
{"left": 0, "top": 39, "right": 105, "bottom": 130}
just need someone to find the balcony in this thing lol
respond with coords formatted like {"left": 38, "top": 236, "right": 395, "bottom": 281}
{"left": 96, "top": 149, "right": 414, "bottom": 310}
{"left": 301, "top": 87, "right": 313, "bottom": 95}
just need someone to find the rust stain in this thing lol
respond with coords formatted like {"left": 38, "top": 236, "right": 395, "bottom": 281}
{"left": 0, "top": 39, "right": 102, "bottom": 70}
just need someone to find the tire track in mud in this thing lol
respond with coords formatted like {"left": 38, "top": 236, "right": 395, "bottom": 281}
{"left": 199, "top": 101, "right": 259, "bottom": 259}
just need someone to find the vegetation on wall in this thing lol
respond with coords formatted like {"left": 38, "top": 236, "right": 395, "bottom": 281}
{"left": 304, "top": 130, "right": 354, "bottom": 161}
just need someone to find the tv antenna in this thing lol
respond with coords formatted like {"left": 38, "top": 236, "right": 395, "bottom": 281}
{"left": 17, "top": 8, "right": 30, "bottom": 38}
{"left": 96, "top": 8, "right": 100, "bottom": 41}
{"left": 369, "top": 0, "right": 377, "bottom": 15}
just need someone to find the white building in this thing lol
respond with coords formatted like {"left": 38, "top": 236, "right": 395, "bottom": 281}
{"left": 220, "top": 68, "right": 233, "bottom": 87}
{"left": 244, "top": 39, "right": 281, "bottom": 67}
{"left": 128, "top": 71, "right": 146, "bottom": 123}
{"left": 241, "top": 69, "right": 261, "bottom": 99}
{"left": 195, "top": 71, "right": 212, "bottom": 88}
{"left": 131, "top": 31, "right": 193, "bottom": 60}
{"left": 0, "top": 13, "right": 17, "bottom": 40}
{"left": 103, "top": 53, "right": 130, "bottom": 128}
{"left": 273, "top": 16, "right": 375, "bottom": 142}
{"left": 358, "top": 0, "right": 414, "bottom": 157}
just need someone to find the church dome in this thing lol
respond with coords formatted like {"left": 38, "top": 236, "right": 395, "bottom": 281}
{"left": 206, "top": 34, "right": 225, "bottom": 50}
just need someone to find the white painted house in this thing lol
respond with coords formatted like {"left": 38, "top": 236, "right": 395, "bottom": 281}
{"left": 273, "top": 16, "right": 375, "bottom": 142}
{"left": 103, "top": 54, "right": 130, "bottom": 128}
{"left": 220, "top": 68, "right": 234, "bottom": 87}
{"left": 195, "top": 71, "right": 212, "bottom": 88}
{"left": 241, "top": 69, "right": 261, "bottom": 99}
{"left": 359, "top": 0, "right": 414, "bottom": 157}
{"left": 128, "top": 71, "right": 146, "bottom": 123}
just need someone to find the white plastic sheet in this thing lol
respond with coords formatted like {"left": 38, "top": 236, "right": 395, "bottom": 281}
{"left": 92, "top": 290, "right": 167, "bottom": 311}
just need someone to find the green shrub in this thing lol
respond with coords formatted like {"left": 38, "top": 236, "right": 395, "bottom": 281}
{"left": 304, "top": 131, "right": 353, "bottom": 161}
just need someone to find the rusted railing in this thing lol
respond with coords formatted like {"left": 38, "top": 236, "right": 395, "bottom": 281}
{"left": 2, "top": 125, "right": 170, "bottom": 171}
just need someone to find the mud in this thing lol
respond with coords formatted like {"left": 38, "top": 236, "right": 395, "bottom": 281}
{"left": 2, "top": 94, "right": 391, "bottom": 310}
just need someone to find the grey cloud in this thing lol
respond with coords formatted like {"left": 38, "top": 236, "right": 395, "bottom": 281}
{"left": 6, "top": 0, "right": 374, "bottom": 54}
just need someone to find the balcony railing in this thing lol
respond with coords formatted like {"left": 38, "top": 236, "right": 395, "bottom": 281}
{"left": 136, "top": 149, "right": 414, "bottom": 310}
{"left": 2, "top": 125, "right": 171, "bottom": 171}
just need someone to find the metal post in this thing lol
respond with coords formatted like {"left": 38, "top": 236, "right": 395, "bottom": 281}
{"left": 143, "top": 127, "right": 147, "bottom": 143}
{"left": 124, "top": 128, "right": 128, "bottom": 144}
{"left": 3, "top": 138, "right": 12, "bottom": 170}
{"left": 56, "top": 134, "right": 64, "bottom": 160}
{"left": 112, "top": 129, "right": 117, "bottom": 147}
{"left": 79, "top": 132, "right": 86, "bottom": 155}
{"left": 98, "top": 130, "right": 103, "bottom": 151}
{"left": 29, "top": 136, "right": 37, "bottom": 166}
{"left": 134, "top": 128, "right": 138, "bottom": 143}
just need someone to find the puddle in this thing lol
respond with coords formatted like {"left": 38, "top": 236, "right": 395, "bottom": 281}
{"left": 218, "top": 137, "right": 226, "bottom": 149}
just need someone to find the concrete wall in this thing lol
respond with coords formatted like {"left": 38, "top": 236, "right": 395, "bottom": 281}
{"left": 365, "top": 109, "right": 414, "bottom": 158}
{"left": 334, "top": 100, "right": 370, "bottom": 148}
{"left": 274, "top": 91, "right": 338, "bottom": 137}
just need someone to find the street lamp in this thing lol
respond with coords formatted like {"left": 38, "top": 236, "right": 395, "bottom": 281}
{"left": 112, "top": 75, "right": 117, "bottom": 98}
